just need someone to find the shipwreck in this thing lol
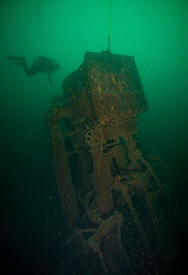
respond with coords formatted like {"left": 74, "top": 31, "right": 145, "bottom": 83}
{"left": 45, "top": 51, "right": 181, "bottom": 274}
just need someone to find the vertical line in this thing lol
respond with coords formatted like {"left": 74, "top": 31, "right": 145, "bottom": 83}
{"left": 107, "top": 0, "right": 113, "bottom": 52}
{"left": 108, "top": 0, "right": 113, "bottom": 37}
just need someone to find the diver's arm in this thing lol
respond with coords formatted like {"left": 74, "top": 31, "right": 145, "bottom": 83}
{"left": 47, "top": 72, "right": 52, "bottom": 84}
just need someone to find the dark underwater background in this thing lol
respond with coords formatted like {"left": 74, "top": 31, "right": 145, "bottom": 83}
{"left": 0, "top": 0, "right": 188, "bottom": 274}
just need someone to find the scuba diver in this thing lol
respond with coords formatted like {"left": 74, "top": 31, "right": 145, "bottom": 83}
{"left": 6, "top": 56, "right": 60, "bottom": 84}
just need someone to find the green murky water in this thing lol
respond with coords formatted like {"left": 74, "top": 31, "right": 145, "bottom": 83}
{"left": 1, "top": 0, "right": 187, "bottom": 273}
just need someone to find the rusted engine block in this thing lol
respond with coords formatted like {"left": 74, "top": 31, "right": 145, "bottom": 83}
{"left": 46, "top": 51, "right": 178, "bottom": 274}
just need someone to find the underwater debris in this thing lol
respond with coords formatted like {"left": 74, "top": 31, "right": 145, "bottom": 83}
{"left": 46, "top": 51, "right": 181, "bottom": 274}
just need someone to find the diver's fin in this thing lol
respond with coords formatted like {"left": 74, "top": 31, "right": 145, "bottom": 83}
{"left": 6, "top": 56, "right": 25, "bottom": 61}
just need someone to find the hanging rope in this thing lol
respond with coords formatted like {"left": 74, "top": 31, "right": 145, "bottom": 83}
{"left": 107, "top": 0, "right": 113, "bottom": 52}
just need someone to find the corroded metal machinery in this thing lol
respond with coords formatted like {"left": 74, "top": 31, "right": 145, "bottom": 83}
{"left": 46, "top": 51, "right": 179, "bottom": 274}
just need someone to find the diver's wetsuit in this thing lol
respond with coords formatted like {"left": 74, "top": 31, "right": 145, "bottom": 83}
{"left": 6, "top": 56, "right": 60, "bottom": 84}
